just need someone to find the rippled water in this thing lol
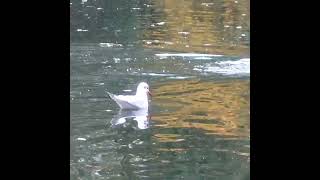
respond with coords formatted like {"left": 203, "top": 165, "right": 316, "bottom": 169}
{"left": 70, "top": 0, "right": 249, "bottom": 56}
{"left": 70, "top": 44, "right": 250, "bottom": 179}
{"left": 71, "top": 0, "right": 249, "bottom": 179}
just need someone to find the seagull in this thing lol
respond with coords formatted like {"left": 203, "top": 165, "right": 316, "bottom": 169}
{"left": 107, "top": 82, "right": 152, "bottom": 110}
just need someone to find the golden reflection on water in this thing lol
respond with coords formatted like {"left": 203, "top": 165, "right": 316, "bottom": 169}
{"left": 151, "top": 79, "right": 250, "bottom": 142}
{"left": 140, "top": 0, "right": 250, "bottom": 56}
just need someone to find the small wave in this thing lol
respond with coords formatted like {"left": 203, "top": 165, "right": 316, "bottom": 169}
{"left": 141, "top": 73, "right": 175, "bottom": 77}
{"left": 76, "top": 29, "right": 88, "bottom": 32}
{"left": 201, "top": 3, "right": 214, "bottom": 6}
{"left": 99, "top": 43, "right": 123, "bottom": 48}
{"left": 193, "top": 58, "right": 250, "bottom": 76}
{"left": 194, "top": 57, "right": 213, "bottom": 60}
{"left": 167, "top": 76, "right": 193, "bottom": 80}
{"left": 155, "top": 53, "right": 223, "bottom": 57}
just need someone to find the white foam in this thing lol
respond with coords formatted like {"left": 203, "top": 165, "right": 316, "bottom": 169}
{"left": 194, "top": 57, "right": 213, "bottom": 60}
{"left": 178, "top": 32, "right": 190, "bottom": 35}
{"left": 167, "top": 76, "right": 192, "bottom": 80}
{"left": 193, "top": 67, "right": 203, "bottom": 71}
{"left": 141, "top": 73, "right": 175, "bottom": 77}
{"left": 99, "top": 43, "right": 123, "bottom": 48}
{"left": 156, "top": 22, "right": 166, "bottom": 25}
{"left": 77, "top": 29, "right": 88, "bottom": 32}
{"left": 155, "top": 53, "right": 223, "bottom": 57}
{"left": 194, "top": 58, "right": 250, "bottom": 75}
{"left": 113, "top": 58, "right": 120, "bottom": 63}
{"left": 164, "top": 41, "right": 174, "bottom": 45}
{"left": 201, "top": 3, "right": 214, "bottom": 6}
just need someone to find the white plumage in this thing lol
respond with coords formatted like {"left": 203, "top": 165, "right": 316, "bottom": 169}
{"left": 107, "top": 82, "right": 152, "bottom": 110}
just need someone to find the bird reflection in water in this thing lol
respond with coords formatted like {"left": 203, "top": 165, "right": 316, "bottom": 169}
{"left": 110, "top": 108, "right": 151, "bottom": 130}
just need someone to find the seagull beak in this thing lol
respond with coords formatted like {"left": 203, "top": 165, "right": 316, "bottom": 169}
{"left": 148, "top": 90, "right": 152, "bottom": 98}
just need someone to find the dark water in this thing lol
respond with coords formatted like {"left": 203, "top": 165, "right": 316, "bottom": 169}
{"left": 70, "top": 0, "right": 249, "bottom": 57}
{"left": 71, "top": 0, "right": 249, "bottom": 179}
{"left": 70, "top": 45, "right": 249, "bottom": 180}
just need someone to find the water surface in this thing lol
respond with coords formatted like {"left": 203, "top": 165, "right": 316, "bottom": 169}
{"left": 70, "top": 0, "right": 249, "bottom": 56}
{"left": 70, "top": 45, "right": 250, "bottom": 179}
{"left": 71, "top": 0, "right": 250, "bottom": 179}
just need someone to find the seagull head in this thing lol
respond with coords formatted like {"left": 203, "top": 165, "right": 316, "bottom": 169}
{"left": 136, "top": 82, "right": 152, "bottom": 98}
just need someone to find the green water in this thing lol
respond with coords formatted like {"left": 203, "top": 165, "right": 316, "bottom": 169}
{"left": 70, "top": 45, "right": 249, "bottom": 179}
{"left": 71, "top": 0, "right": 249, "bottom": 179}
{"left": 70, "top": 0, "right": 249, "bottom": 57}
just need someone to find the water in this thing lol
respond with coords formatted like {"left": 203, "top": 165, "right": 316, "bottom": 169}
{"left": 70, "top": 0, "right": 249, "bottom": 57}
{"left": 71, "top": 0, "right": 249, "bottom": 179}
{"left": 70, "top": 45, "right": 249, "bottom": 179}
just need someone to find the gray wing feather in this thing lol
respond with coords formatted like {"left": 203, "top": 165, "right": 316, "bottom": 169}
{"left": 107, "top": 92, "right": 139, "bottom": 110}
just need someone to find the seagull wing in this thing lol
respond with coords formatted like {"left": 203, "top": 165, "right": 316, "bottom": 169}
{"left": 107, "top": 92, "right": 139, "bottom": 110}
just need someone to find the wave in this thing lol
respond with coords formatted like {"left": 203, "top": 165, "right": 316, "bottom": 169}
{"left": 193, "top": 58, "right": 250, "bottom": 76}
{"left": 155, "top": 53, "right": 223, "bottom": 57}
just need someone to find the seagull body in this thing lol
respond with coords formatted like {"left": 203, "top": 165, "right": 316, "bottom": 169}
{"left": 107, "top": 82, "right": 152, "bottom": 110}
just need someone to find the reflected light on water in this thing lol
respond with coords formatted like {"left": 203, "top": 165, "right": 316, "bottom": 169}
{"left": 152, "top": 79, "right": 250, "bottom": 140}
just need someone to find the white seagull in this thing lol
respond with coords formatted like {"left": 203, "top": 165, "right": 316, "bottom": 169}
{"left": 107, "top": 82, "right": 152, "bottom": 110}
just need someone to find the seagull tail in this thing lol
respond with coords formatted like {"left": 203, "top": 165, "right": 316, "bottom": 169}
{"left": 107, "top": 91, "right": 116, "bottom": 100}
